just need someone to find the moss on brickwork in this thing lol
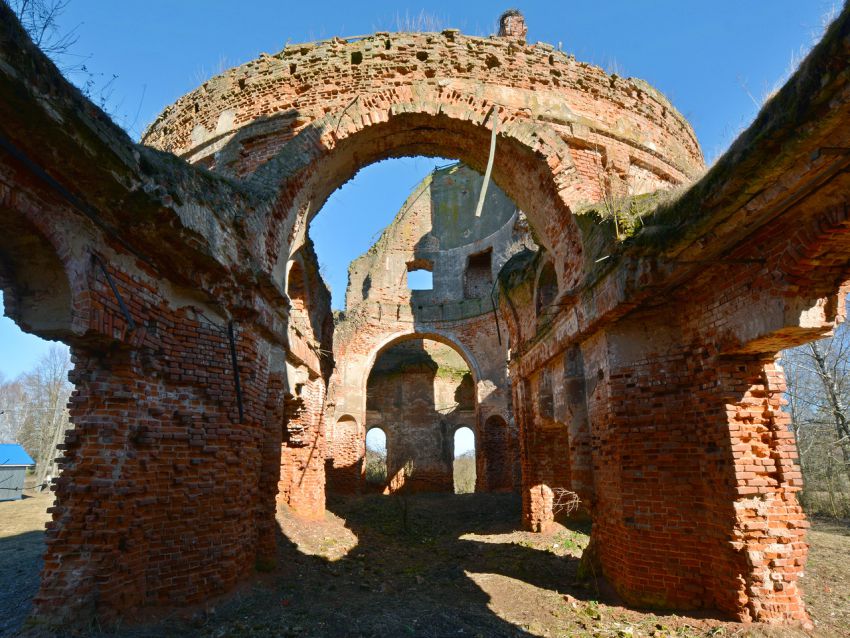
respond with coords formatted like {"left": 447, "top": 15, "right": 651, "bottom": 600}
{"left": 630, "top": 6, "right": 850, "bottom": 256}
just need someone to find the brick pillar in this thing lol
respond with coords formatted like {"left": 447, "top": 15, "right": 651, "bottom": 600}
{"left": 516, "top": 377, "right": 539, "bottom": 529}
{"left": 706, "top": 357, "right": 809, "bottom": 623}
{"left": 560, "top": 345, "right": 593, "bottom": 505}
{"left": 326, "top": 415, "right": 363, "bottom": 494}
{"left": 583, "top": 319, "right": 809, "bottom": 622}
{"left": 480, "top": 414, "right": 514, "bottom": 491}
{"left": 258, "top": 370, "right": 287, "bottom": 568}
{"left": 519, "top": 356, "right": 579, "bottom": 532}
{"left": 517, "top": 376, "right": 559, "bottom": 532}
{"left": 36, "top": 322, "right": 269, "bottom": 622}
{"left": 278, "top": 376, "right": 327, "bottom": 519}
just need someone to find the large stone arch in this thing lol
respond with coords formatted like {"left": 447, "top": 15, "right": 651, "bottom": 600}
{"left": 143, "top": 30, "right": 703, "bottom": 301}
{"left": 365, "top": 329, "right": 483, "bottom": 398}
{"left": 258, "top": 106, "right": 584, "bottom": 286}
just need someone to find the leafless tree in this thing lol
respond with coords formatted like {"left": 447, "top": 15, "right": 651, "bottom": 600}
{"left": 6, "top": 0, "right": 81, "bottom": 69}
{"left": 2, "top": 345, "right": 73, "bottom": 489}
{"left": 781, "top": 319, "right": 850, "bottom": 517}
{"left": 6, "top": 0, "right": 122, "bottom": 115}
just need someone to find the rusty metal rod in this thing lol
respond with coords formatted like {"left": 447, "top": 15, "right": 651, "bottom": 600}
{"left": 227, "top": 320, "right": 244, "bottom": 423}
{"left": 92, "top": 254, "right": 136, "bottom": 332}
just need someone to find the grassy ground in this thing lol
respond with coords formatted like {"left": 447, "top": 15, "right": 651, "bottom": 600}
{"left": 2, "top": 493, "right": 848, "bottom": 637}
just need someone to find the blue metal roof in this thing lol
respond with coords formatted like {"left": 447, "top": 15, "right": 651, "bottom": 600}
{"left": 0, "top": 444, "right": 35, "bottom": 466}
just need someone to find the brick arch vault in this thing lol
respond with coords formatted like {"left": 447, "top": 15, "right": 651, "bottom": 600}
{"left": 5, "top": 1, "right": 850, "bottom": 629}
{"left": 143, "top": 27, "right": 703, "bottom": 292}
{"left": 360, "top": 331, "right": 482, "bottom": 494}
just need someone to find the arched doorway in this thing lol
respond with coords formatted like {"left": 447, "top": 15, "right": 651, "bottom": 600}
{"left": 365, "top": 337, "right": 476, "bottom": 494}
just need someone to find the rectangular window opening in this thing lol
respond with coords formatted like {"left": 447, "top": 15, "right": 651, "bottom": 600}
{"left": 464, "top": 248, "right": 493, "bottom": 298}
{"left": 407, "top": 269, "right": 433, "bottom": 290}
{"left": 406, "top": 258, "right": 434, "bottom": 291}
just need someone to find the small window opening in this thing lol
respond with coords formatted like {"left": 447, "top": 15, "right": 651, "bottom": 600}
{"left": 464, "top": 248, "right": 492, "bottom": 298}
{"left": 536, "top": 261, "right": 558, "bottom": 320}
{"left": 406, "top": 259, "right": 434, "bottom": 291}
{"left": 453, "top": 427, "right": 476, "bottom": 494}
{"left": 351, "top": 51, "right": 363, "bottom": 65}
{"left": 408, "top": 270, "right": 433, "bottom": 290}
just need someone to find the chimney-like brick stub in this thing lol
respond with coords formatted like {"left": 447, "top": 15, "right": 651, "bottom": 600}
{"left": 499, "top": 9, "right": 528, "bottom": 42}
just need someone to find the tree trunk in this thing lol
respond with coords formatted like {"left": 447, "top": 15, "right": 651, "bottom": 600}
{"left": 808, "top": 341, "right": 850, "bottom": 482}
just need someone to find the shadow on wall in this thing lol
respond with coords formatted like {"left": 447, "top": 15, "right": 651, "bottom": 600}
{"left": 364, "top": 339, "right": 475, "bottom": 494}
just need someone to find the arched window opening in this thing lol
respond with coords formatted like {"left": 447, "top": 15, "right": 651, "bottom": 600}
{"left": 536, "top": 261, "right": 558, "bottom": 322}
{"left": 453, "top": 426, "right": 476, "bottom": 494}
{"left": 364, "top": 427, "right": 387, "bottom": 486}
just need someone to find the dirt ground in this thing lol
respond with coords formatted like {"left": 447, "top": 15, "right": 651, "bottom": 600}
{"left": 2, "top": 492, "right": 848, "bottom": 638}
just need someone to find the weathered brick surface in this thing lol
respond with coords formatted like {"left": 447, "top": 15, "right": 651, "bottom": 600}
{"left": 141, "top": 19, "right": 703, "bottom": 299}
{"left": 326, "top": 164, "right": 526, "bottom": 495}
{"left": 3, "top": 2, "right": 850, "bottom": 628}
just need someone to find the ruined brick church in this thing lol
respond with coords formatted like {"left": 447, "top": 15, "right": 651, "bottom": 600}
{"left": 2, "top": 4, "right": 848, "bottom": 628}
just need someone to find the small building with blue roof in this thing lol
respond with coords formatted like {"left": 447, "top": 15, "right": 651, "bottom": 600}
{"left": 0, "top": 443, "right": 36, "bottom": 501}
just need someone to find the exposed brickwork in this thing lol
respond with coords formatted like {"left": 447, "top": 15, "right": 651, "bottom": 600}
{"left": 278, "top": 376, "right": 326, "bottom": 519}
{"left": 3, "top": 1, "right": 850, "bottom": 629}
{"left": 365, "top": 340, "right": 475, "bottom": 494}
{"left": 326, "top": 164, "right": 527, "bottom": 495}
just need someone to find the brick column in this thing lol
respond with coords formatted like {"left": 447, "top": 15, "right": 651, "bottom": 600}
{"left": 278, "top": 375, "right": 327, "bottom": 520}
{"left": 36, "top": 320, "right": 269, "bottom": 622}
{"left": 516, "top": 376, "right": 562, "bottom": 532}
{"left": 582, "top": 318, "right": 808, "bottom": 622}
{"left": 706, "top": 358, "right": 808, "bottom": 623}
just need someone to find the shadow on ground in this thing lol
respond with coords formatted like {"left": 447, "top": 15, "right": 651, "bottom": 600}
{"left": 10, "top": 493, "right": 849, "bottom": 637}
{"left": 206, "top": 492, "right": 597, "bottom": 637}
{"left": 82, "top": 493, "right": 603, "bottom": 637}
{"left": 0, "top": 529, "right": 44, "bottom": 638}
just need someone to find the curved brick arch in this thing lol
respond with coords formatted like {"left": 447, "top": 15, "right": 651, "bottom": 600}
{"left": 249, "top": 105, "right": 586, "bottom": 297}
{"left": 364, "top": 329, "right": 483, "bottom": 398}
{"left": 143, "top": 30, "right": 703, "bottom": 295}
{"left": 0, "top": 191, "right": 99, "bottom": 341}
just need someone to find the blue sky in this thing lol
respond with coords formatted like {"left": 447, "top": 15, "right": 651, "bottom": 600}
{"left": 0, "top": 1, "right": 836, "bottom": 380}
